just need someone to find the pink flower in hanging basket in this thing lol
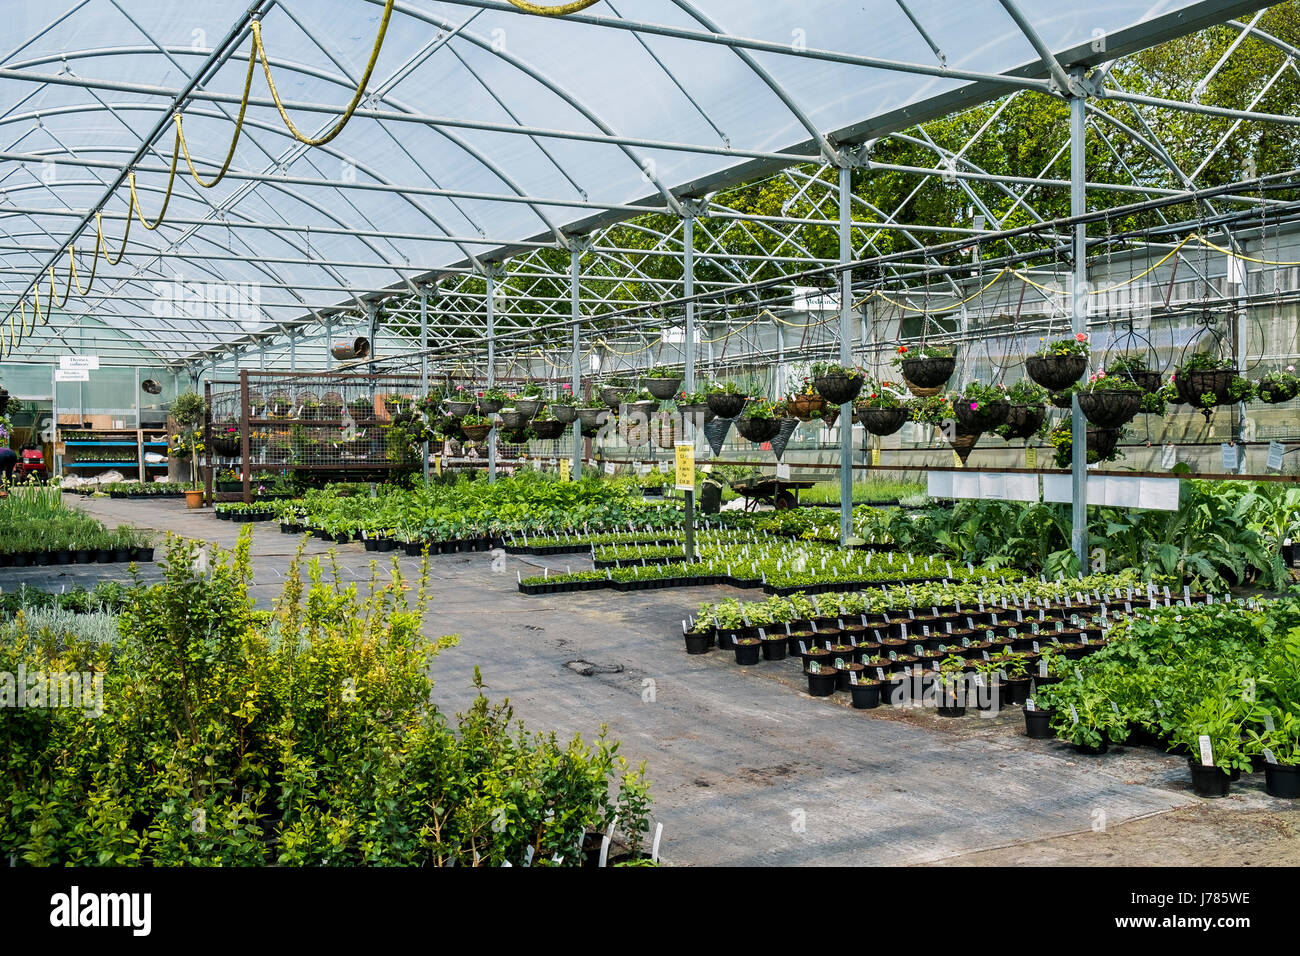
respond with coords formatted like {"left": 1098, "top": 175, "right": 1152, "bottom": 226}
{"left": 969, "top": 401, "right": 978, "bottom": 411}
{"left": 1289, "top": 365, "right": 1296, "bottom": 373}
{"left": 563, "top": 383, "right": 573, "bottom": 390}
{"left": 456, "top": 385, "right": 464, "bottom": 391}
{"left": 1075, "top": 332, "right": 1088, "bottom": 342}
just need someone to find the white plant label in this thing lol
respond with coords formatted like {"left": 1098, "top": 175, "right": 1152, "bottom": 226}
{"left": 1198, "top": 734, "right": 1214, "bottom": 768}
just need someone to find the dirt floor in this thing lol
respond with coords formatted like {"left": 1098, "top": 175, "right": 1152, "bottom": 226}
{"left": 5, "top": 494, "right": 1295, "bottom": 867}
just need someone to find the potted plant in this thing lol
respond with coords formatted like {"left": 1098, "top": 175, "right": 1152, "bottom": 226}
{"left": 348, "top": 395, "right": 374, "bottom": 420}
{"left": 549, "top": 385, "right": 579, "bottom": 422}
{"left": 1246, "top": 707, "right": 1300, "bottom": 799}
{"left": 499, "top": 400, "right": 531, "bottom": 430}
{"left": 805, "top": 660, "right": 838, "bottom": 697}
{"left": 951, "top": 381, "right": 1011, "bottom": 431}
{"left": 461, "top": 413, "right": 492, "bottom": 443}
{"left": 811, "top": 361, "right": 865, "bottom": 405}
{"left": 855, "top": 379, "right": 910, "bottom": 435}
{"left": 705, "top": 380, "right": 747, "bottom": 419}
{"left": 1027, "top": 334, "right": 1090, "bottom": 390}
{"left": 734, "top": 397, "right": 781, "bottom": 443}
{"left": 446, "top": 385, "right": 477, "bottom": 417}
{"left": 576, "top": 397, "right": 608, "bottom": 430}
{"left": 1174, "top": 352, "right": 1253, "bottom": 413}
{"left": 1049, "top": 415, "right": 1124, "bottom": 468}
{"left": 641, "top": 365, "right": 683, "bottom": 400}
{"left": 675, "top": 386, "right": 714, "bottom": 422}
{"left": 785, "top": 376, "right": 828, "bottom": 422}
{"left": 894, "top": 344, "right": 955, "bottom": 395}
{"left": 478, "top": 386, "right": 509, "bottom": 415}
{"left": 210, "top": 424, "right": 241, "bottom": 457}
{"left": 1106, "top": 354, "right": 1163, "bottom": 393}
{"left": 994, "top": 379, "right": 1048, "bottom": 441}
{"left": 1256, "top": 367, "right": 1299, "bottom": 405}
{"left": 598, "top": 377, "right": 634, "bottom": 410}
{"left": 530, "top": 411, "right": 567, "bottom": 441}
{"left": 299, "top": 397, "right": 321, "bottom": 420}
{"left": 1074, "top": 371, "right": 1144, "bottom": 428}
{"left": 514, "top": 382, "right": 546, "bottom": 418}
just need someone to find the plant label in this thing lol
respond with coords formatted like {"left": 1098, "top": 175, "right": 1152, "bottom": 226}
{"left": 1038, "top": 662, "right": 1048, "bottom": 677}
{"left": 1263, "top": 713, "right": 1276, "bottom": 732}
{"left": 1032, "top": 641, "right": 1039, "bottom": 652}
{"left": 1026, "top": 698, "right": 1036, "bottom": 711}
{"left": 876, "top": 668, "right": 886, "bottom": 680}
{"left": 1109, "top": 700, "right": 1121, "bottom": 716}
{"left": 1264, "top": 748, "right": 1278, "bottom": 766}
{"left": 1073, "top": 667, "right": 1084, "bottom": 681}
{"left": 922, "top": 626, "right": 930, "bottom": 637}
{"left": 981, "top": 651, "right": 990, "bottom": 661}
{"left": 798, "top": 641, "right": 808, "bottom": 654}
{"left": 850, "top": 671, "right": 858, "bottom": 685}
{"left": 1198, "top": 735, "right": 1214, "bottom": 768}
{"left": 1069, "top": 703, "right": 1079, "bottom": 724}
{"left": 757, "top": 628, "right": 767, "bottom": 640}
{"left": 961, "top": 637, "right": 970, "bottom": 647}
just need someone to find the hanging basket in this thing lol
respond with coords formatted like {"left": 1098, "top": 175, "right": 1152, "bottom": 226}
{"left": 551, "top": 404, "right": 578, "bottom": 423}
{"left": 600, "top": 386, "right": 632, "bottom": 409}
{"left": 953, "top": 398, "right": 1010, "bottom": 431}
{"left": 787, "top": 393, "right": 827, "bottom": 421}
{"left": 211, "top": 435, "right": 241, "bottom": 457}
{"left": 478, "top": 397, "right": 505, "bottom": 415}
{"left": 642, "top": 376, "right": 682, "bottom": 400}
{"left": 501, "top": 427, "right": 532, "bottom": 445}
{"left": 512, "top": 399, "right": 543, "bottom": 418}
{"left": 1026, "top": 354, "right": 1087, "bottom": 391}
{"left": 903, "top": 379, "right": 944, "bottom": 398}
{"left": 499, "top": 410, "right": 530, "bottom": 430}
{"left": 1178, "top": 368, "right": 1237, "bottom": 408}
{"left": 462, "top": 424, "right": 492, "bottom": 443}
{"left": 900, "top": 356, "right": 955, "bottom": 389}
{"left": 857, "top": 406, "right": 909, "bottom": 436}
{"left": 1076, "top": 389, "right": 1142, "bottom": 428}
{"left": 821, "top": 407, "right": 840, "bottom": 428}
{"left": 1089, "top": 427, "right": 1122, "bottom": 460}
{"left": 1258, "top": 379, "right": 1299, "bottom": 404}
{"left": 946, "top": 431, "right": 980, "bottom": 465}
{"left": 1120, "top": 369, "right": 1163, "bottom": 393}
{"left": 531, "top": 419, "right": 567, "bottom": 440}
{"left": 1049, "top": 390, "right": 1073, "bottom": 409}
{"left": 677, "top": 402, "right": 714, "bottom": 423}
{"left": 706, "top": 393, "right": 747, "bottom": 419}
{"left": 735, "top": 415, "right": 781, "bottom": 443}
{"left": 576, "top": 407, "right": 607, "bottom": 429}
{"left": 1000, "top": 404, "right": 1046, "bottom": 441}
{"left": 446, "top": 399, "right": 477, "bottom": 417}
{"left": 812, "top": 372, "right": 865, "bottom": 405}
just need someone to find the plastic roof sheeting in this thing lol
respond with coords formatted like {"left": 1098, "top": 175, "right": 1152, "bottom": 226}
{"left": 0, "top": 0, "right": 1270, "bottom": 364}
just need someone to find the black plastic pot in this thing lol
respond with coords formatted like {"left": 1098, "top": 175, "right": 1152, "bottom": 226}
{"left": 857, "top": 405, "right": 909, "bottom": 436}
{"left": 1073, "top": 735, "right": 1110, "bottom": 756}
{"left": 74, "top": 549, "right": 94, "bottom": 564}
{"left": 850, "top": 681, "right": 882, "bottom": 709}
{"left": 1188, "top": 759, "right": 1231, "bottom": 798}
{"left": 706, "top": 392, "right": 746, "bottom": 419}
{"left": 113, "top": 548, "right": 132, "bottom": 562}
{"left": 1077, "top": 389, "right": 1142, "bottom": 428}
{"left": 684, "top": 632, "right": 712, "bottom": 655}
{"left": 734, "top": 639, "right": 762, "bottom": 665}
{"left": 761, "top": 637, "right": 788, "bottom": 661}
{"left": 1024, "top": 707, "right": 1055, "bottom": 739}
{"left": 1027, "top": 354, "right": 1087, "bottom": 391}
{"left": 1003, "top": 677, "right": 1031, "bottom": 705}
{"left": 835, "top": 663, "right": 867, "bottom": 691}
{"left": 805, "top": 668, "right": 839, "bottom": 697}
{"left": 813, "top": 371, "right": 864, "bottom": 406}
{"left": 1264, "top": 763, "right": 1300, "bottom": 799}
{"left": 53, "top": 549, "right": 73, "bottom": 565}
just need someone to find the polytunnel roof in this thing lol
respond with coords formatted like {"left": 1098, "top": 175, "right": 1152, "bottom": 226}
{"left": 0, "top": 0, "right": 1272, "bottom": 365}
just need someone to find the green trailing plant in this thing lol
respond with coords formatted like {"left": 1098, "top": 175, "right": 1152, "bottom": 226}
{"left": 1035, "top": 333, "right": 1090, "bottom": 357}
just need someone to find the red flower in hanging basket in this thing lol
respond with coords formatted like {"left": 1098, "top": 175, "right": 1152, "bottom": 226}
{"left": 897, "top": 345, "right": 908, "bottom": 354}
{"left": 1075, "top": 332, "right": 1088, "bottom": 342}
{"left": 969, "top": 401, "right": 979, "bottom": 411}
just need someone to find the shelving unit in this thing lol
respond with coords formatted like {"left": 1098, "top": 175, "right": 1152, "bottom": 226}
{"left": 59, "top": 427, "right": 172, "bottom": 482}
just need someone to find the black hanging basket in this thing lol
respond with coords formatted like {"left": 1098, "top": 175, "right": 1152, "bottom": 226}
{"left": 642, "top": 377, "right": 682, "bottom": 400}
{"left": 812, "top": 372, "right": 864, "bottom": 405}
{"left": 531, "top": 419, "right": 567, "bottom": 440}
{"left": 462, "top": 424, "right": 492, "bottom": 443}
{"left": 857, "top": 406, "right": 909, "bottom": 436}
{"left": 1087, "top": 427, "right": 1121, "bottom": 461}
{"left": 551, "top": 404, "right": 578, "bottom": 423}
{"left": 499, "top": 410, "right": 530, "bottom": 430}
{"left": 576, "top": 407, "right": 606, "bottom": 429}
{"left": 1076, "top": 389, "right": 1142, "bottom": 428}
{"left": 900, "top": 356, "right": 955, "bottom": 389}
{"left": 514, "top": 399, "right": 544, "bottom": 418}
{"left": 735, "top": 415, "right": 781, "bottom": 443}
{"left": 1000, "top": 404, "right": 1046, "bottom": 440}
{"left": 953, "top": 398, "right": 1010, "bottom": 431}
{"left": 1026, "top": 354, "right": 1088, "bottom": 391}
{"left": 1178, "top": 368, "right": 1237, "bottom": 408}
{"left": 211, "top": 435, "right": 241, "bottom": 457}
{"left": 1124, "top": 370, "right": 1163, "bottom": 393}
{"left": 600, "top": 386, "right": 632, "bottom": 410}
{"left": 946, "top": 431, "right": 980, "bottom": 464}
{"left": 1259, "top": 379, "right": 1299, "bottom": 404}
{"left": 706, "top": 393, "right": 747, "bottom": 419}
{"left": 1050, "top": 390, "right": 1074, "bottom": 409}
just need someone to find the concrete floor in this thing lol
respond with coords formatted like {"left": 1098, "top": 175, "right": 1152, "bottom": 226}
{"left": 5, "top": 494, "right": 1296, "bottom": 866}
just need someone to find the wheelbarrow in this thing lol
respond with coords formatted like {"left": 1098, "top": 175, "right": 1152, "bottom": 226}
{"left": 729, "top": 476, "right": 816, "bottom": 511}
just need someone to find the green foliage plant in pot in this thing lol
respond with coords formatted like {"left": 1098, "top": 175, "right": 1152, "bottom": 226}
{"left": 641, "top": 365, "right": 683, "bottom": 400}
{"left": 734, "top": 397, "right": 781, "bottom": 443}
{"left": 705, "top": 380, "right": 747, "bottom": 419}
{"left": 995, "top": 379, "right": 1048, "bottom": 441}
{"left": 1257, "top": 367, "right": 1299, "bottom": 404}
{"left": 1074, "top": 372, "right": 1144, "bottom": 428}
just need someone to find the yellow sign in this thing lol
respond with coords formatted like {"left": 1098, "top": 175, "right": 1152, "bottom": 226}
{"left": 953, "top": 451, "right": 963, "bottom": 468}
{"left": 674, "top": 442, "right": 695, "bottom": 491}
{"left": 559, "top": 457, "right": 571, "bottom": 482}
{"left": 871, "top": 447, "right": 880, "bottom": 466}
{"left": 434, "top": 455, "right": 442, "bottom": 476}
{"left": 1026, "top": 447, "right": 1037, "bottom": 469}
